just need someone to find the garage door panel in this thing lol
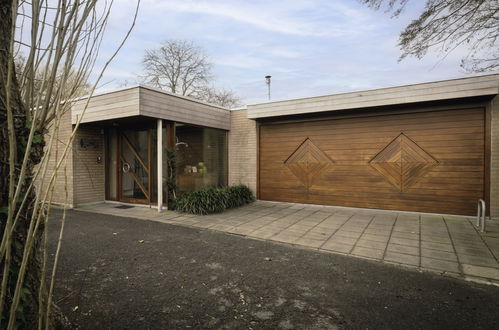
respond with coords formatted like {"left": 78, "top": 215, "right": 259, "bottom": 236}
{"left": 261, "top": 170, "right": 483, "bottom": 192}
{"left": 260, "top": 188, "right": 477, "bottom": 214}
{"left": 259, "top": 108, "right": 485, "bottom": 215}
{"left": 261, "top": 109, "right": 483, "bottom": 132}
{"left": 261, "top": 133, "right": 483, "bottom": 147}
{"left": 260, "top": 112, "right": 484, "bottom": 132}
{"left": 260, "top": 126, "right": 484, "bottom": 143}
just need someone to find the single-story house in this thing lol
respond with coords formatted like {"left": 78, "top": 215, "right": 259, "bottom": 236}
{"left": 44, "top": 73, "right": 499, "bottom": 217}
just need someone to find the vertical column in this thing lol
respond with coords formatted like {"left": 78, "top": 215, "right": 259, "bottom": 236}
{"left": 157, "top": 119, "right": 163, "bottom": 212}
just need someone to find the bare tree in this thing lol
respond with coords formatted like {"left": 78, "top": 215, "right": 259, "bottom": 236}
{"left": 194, "top": 86, "right": 242, "bottom": 108}
{"left": 362, "top": 0, "right": 499, "bottom": 72}
{"left": 140, "top": 39, "right": 241, "bottom": 107}
{"left": 0, "top": 0, "right": 138, "bottom": 328}
{"left": 15, "top": 54, "right": 91, "bottom": 104}
{"left": 141, "top": 40, "right": 211, "bottom": 95}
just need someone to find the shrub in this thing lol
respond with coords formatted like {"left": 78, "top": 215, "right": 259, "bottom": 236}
{"left": 224, "top": 185, "right": 255, "bottom": 209}
{"left": 175, "top": 185, "right": 255, "bottom": 215}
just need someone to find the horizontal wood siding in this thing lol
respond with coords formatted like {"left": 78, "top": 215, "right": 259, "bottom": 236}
{"left": 140, "top": 88, "right": 230, "bottom": 130}
{"left": 248, "top": 74, "right": 499, "bottom": 119}
{"left": 259, "top": 108, "right": 485, "bottom": 215}
{"left": 71, "top": 88, "right": 140, "bottom": 124}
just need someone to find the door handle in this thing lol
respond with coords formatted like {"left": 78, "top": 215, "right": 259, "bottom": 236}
{"left": 122, "top": 162, "right": 131, "bottom": 173}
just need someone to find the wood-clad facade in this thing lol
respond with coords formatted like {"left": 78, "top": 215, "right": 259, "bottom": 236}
{"left": 250, "top": 74, "right": 499, "bottom": 217}
{"left": 65, "top": 86, "right": 231, "bottom": 209}
{"left": 43, "top": 74, "right": 499, "bottom": 217}
{"left": 258, "top": 107, "right": 485, "bottom": 215}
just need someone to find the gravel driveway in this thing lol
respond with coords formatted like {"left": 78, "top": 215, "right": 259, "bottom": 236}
{"left": 49, "top": 209, "right": 499, "bottom": 329}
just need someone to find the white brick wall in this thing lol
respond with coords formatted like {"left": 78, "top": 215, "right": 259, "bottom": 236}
{"left": 36, "top": 110, "right": 74, "bottom": 206}
{"left": 72, "top": 126, "right": 105, "bottom": 204}
{"left": 228, "top": 109, "right": 257, "bottom": 194}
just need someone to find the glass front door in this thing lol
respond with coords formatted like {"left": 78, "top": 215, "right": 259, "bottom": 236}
{"left": 119, "top": 129, "right": 152, "bottom": 204}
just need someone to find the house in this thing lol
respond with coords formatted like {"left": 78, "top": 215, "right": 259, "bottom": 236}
{"left": 44, "top": 74, "right": 499, "bottom": 217}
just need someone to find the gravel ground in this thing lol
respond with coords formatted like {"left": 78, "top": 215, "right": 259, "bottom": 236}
{"left": 48, "top": 209, "right": 499, "bottom": 329}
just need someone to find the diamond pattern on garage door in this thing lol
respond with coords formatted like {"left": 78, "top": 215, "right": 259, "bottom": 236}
{"left": 369, "top": 133, "right": 438, "bottom": 192}
{"left": 284, "top": 138, "right": 334, "bottom": 188}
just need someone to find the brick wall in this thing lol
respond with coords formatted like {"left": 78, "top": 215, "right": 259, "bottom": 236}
{"left": 35, "top": 110, "right": 74, "bottom": 206}
{"left": 72, "top": 125, "right": 105, "bottom": 204}
{"left": 491, "top": 95, "right": 499, "bottom": 217}
{"left": 228, "top": 109, "right": 257, "bottom": 194}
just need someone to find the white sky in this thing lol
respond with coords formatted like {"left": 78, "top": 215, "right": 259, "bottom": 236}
{"left": 92, "top": 0, "right": 498, "bottom": 105}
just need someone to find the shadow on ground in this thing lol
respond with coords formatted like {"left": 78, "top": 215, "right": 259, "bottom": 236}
{"left": 49, "top": 209, "right": 499, "bottom": 329}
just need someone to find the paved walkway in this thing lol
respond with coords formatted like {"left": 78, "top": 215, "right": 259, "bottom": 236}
{"left": 76, "top": 201, "right": 499, "bottom": 285}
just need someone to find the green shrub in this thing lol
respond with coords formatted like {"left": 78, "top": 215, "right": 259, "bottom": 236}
{"left": 224, "top": 185, "right": 255, "bottom": 209}
{"left": 175, "top": 185, "right": 255, "bottom": 215}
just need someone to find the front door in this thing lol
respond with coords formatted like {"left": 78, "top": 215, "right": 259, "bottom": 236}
{"left": 119, "top": 128, "right": 152, "bottom": 204}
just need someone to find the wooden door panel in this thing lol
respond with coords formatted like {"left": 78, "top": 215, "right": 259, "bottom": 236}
{"left": 259, "top": 108, "right": 485, "bottom": 215}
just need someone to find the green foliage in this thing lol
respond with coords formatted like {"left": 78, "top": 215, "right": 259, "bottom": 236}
{"left": 223, "top": 185, "right": 255, "bottom": 209}
{"left": 166, "top": 149, "right": 177, "bottom": 210}
{"left": 175, "top": 185, "right": 254, "bottom": 215}
{"left": 175, "top": 187, "right": 227, "bottom": 215}
{"left": 32, "top": 134, "right": 43, "bottom": 144}
{"left": 0, "top": 205, "right": 8, "bottom": 216}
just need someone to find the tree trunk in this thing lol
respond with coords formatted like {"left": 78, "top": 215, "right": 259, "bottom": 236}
{"left": 0, "top": 0, "right": 49, "bottom": 326}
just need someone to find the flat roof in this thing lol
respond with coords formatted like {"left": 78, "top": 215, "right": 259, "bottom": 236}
{"left": 247, "top": 74, "right": 499, "bottom": 119}
{"left": 71, "top": 86, "right": 231, "bottom": 130}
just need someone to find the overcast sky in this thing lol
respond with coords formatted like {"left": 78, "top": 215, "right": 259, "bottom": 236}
{"left": 95, "top": 0, "right": 497, "bottom": 105}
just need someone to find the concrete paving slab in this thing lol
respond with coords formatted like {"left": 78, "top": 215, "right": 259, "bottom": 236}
{"left": 457, "top": 254, "right": 499, "bottom": 268}
{"left": 364, "top": 228, "right": 391, "bottom": 236}
{"left": 387, "top": 243, "right": 420, "bottom": 256}
{"left": 302, "top": 232, "right": 331, "bottom": 241}
{"left": 247, "top": 230, "right": 281, "bottom": 240}
{"left": 420, "top": 234, "right": 452, "bottom": 244}
{"left": 356, "top": 239, "right": 388, "bottom": 250}
{"left": 295, "top": 237, "right": 327, "bottom": 248}
{"left": 421, "top": 257, "right": 460, "bottom": 273}
{"left": 389, "top": 237, "right": 420, "bottom": 247}
{"left": 75, "top": 201, "right": 499, "bottom": 284}
{"left": 384, "top": 252, "right": 420, "bottom": 267}
{"left": 421, "top": 241, "right": 454, "bottom": 253}
{"left": 462, "top": 264, "right": 499, "bottom": 281}
{"left": 351, "top": 246, "right": 384, "bottom": 260}
{"left": 421, "top": 248, "right": 458, "bottom": 262}
{"left": 391, "top": 231, "right": 419, "bottom": 240}
{"left": 454, "top": 245, "right": 494, "bottom": 257}
{"left": 321, "top": 241, "right": 353, "bottom": 254}
{"left": 334, "top": 230, "right": 363, "bottom": 239}
{"left": 327, "top": 235, "right": 357, "bottom": 245}
{"left": 361, "top": 234, "right": 390, "bottom": 243}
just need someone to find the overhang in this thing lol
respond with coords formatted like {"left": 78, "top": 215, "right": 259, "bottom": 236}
{"left": 247, "top": 74, "right": 499, "bottom": 119}
{"left": 71, "top": 86, "right": 231, "bottom": 130}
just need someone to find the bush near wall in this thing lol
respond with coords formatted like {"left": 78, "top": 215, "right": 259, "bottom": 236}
{"left": 175, "top": 185, "right": 255, "bottom": 215}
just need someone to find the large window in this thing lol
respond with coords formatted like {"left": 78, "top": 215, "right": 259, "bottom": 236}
{"left": 175, "top": 124, "right": 227, "bottom": 192}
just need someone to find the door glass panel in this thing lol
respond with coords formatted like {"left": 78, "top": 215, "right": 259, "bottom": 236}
{"left": 120, "top": 129, "right": 150, "bottom": 201}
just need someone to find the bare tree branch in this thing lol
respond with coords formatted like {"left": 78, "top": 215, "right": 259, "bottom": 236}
{"left": 361, "top": 0, "right": 499, "bottom": 72}
{"left": 139, "top": 39, "right": 240, "bottom": 108}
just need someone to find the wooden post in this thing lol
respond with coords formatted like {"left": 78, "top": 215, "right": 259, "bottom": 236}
{"left": 157, "top": 119, "right": 163, "bottom": 212}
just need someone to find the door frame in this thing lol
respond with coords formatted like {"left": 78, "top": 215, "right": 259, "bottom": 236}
{"left": 112, "top": 125, "right": 155, "bottom": 205}
{"left": 117, "top": 129, "right": 152, "bottom": 204}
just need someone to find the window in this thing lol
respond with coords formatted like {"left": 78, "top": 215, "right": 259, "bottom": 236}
{"left": 175, "top": 124, "right": 227, "bottom": 192}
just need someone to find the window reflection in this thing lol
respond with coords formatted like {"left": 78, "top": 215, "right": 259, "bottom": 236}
{"left": 175, "top": 124, "right": 227, "bottom": 192}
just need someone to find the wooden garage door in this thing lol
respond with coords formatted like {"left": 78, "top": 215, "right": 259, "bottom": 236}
{"left": 258, "top": 108, "right": 485, "bottom": 215}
